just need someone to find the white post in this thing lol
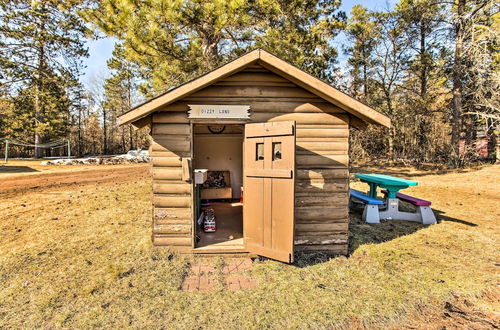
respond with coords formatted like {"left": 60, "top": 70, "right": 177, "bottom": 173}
{"left": 67, "top": 139, "right": 71, "bottom": 159}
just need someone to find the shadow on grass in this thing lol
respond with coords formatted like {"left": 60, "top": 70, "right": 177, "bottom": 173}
{"left": 347, "top": 204, "right": 478, "bottom": 253}
{"left": 347, "top": 210, "right": 426, "bottom": 254}
{"left": 433, "top": 209, "right": 478, "bottom": 227}
{"left": 294, "top": 204, "right": 478, "bottom": 267}
{"left": 0, "top": 165, "right": 39, "bottom": 173}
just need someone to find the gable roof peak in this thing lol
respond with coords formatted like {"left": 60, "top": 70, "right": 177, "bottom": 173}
{"left": 119, "top": 48, "right": 390, "bottom": 128}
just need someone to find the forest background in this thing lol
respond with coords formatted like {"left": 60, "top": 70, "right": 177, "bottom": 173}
{"left": 0, "top": 0, "right": 498, "bottom": 167}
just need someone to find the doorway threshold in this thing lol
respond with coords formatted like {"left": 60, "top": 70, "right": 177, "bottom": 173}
{"left": 194, "top": 238, "right": 247, "bottom": 254}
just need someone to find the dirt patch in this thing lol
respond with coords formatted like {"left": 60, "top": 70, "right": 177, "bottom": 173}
{"left": 0, "top": 163, "right": 149, "bottom": 196}
{"left": 403, "top": 292, "right": 500, "bottom": 329}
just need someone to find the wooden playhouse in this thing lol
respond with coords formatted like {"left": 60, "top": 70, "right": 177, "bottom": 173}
{"left": 119, "top": 49, "right": 390, "bottom": 263}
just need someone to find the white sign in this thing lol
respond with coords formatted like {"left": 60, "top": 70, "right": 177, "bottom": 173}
{"left": 188, "top": 104, "right": 250, "bottom": 119}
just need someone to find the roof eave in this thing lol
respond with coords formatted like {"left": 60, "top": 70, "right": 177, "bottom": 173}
{"left": 257, "top": 51, "right": 390, "bottom": 128}
{"left": 119, "top": 48, "right": 390, "bottom": 128}
{"left": 118, "top": 49, "right": 261, "bottom": 126}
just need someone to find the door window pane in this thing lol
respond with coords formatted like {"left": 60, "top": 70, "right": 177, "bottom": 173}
{"left": 256, "top": 143, "right": 264, "bottom": 160}
{"left": 272, "top": 142, "right": 282, "bottom": 160}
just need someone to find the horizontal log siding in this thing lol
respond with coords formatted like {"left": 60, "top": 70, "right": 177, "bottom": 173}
{"left": 294, "top": 121, "right": 349, "bottom": 255}
{"left": 151, "top": 120, "right": 192, "bottom": 251}
{"left": 151, "top": 66, "right": 348, "bottom": 255}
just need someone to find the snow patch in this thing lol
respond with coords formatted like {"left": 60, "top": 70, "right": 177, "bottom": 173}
{"left": 41, "top": 150, "right": 150, "bottom": 165}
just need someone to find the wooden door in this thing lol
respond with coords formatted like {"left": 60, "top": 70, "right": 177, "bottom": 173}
{"left": 243, "top": 121, "right": 296, "bottom": 263}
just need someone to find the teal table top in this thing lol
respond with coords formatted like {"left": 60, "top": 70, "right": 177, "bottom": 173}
{"left": 355, "top": 173, "right": 418, "bottom": 187}
{"left": 355, "top": 173, "right": 418, "bottom": 198}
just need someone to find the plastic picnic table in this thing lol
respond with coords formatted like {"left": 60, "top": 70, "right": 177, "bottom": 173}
{"left": 352, "top": 173, "right": 437, "bottom": 224}
{"left": 355, "top": 173, "right": 417, "bottom": 199}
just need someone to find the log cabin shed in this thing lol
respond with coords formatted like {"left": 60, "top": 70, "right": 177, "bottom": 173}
{"left": 119, "top": 49, "right": 390, "bottom": 263}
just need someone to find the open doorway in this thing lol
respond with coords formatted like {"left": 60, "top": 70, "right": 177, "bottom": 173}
{"left": 193, "top": 124, "right": 244, "bottom": 251}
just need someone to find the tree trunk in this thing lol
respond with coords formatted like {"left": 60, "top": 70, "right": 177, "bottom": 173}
{"left": 200, "top": 27, "right": 221, "bottom": 67}
{"left": 362, "top": 46, "right": 368, "bottom": 98}
{"left": 34, "top": 26, "right": 45, "bottom": 158}
{"left": 420, "top": 24, "right": 427, "bottom": 98}
{"left": 34, "top": 90, "right": 41, "bottom": 158}
{"left": 126, "top": 77, "right": 134, "bottom": 152}
{"left": 103, "top": 109, "right": 107, "bottom": 154}
{"left": 129, "top": 125, "right": 134, "bottom": 150}
{"left": 385, "top": 89, "right": 395, "bottom": 159}
{"left": 496, "top": 136, "right": 500, "bottom": 164}
{"left": 203, "top": 41, "right": 219, "bottom": 64}
{"left": 77, "top": 99, "right": 82, "bottom": 156}
{"left": 33, "top": 3, "right": 52, "bottom": 159}
{"left": 388, "top": 127, "right": 395, "bottom": 159}
{"left": 119, "top": 126, "right": 124, "bottom": 153}
{"left": 451, "top": 0, "right": 466, "bottom": 157}
{"left": 492, "top": 123, "right": 500, "bottom": 164}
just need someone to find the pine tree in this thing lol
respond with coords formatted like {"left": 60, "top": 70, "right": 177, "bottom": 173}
{"left": 344, "top": 5, "right": 378, "bottom": 100}
{"left": 447, "top": 0, "right": 498, "bottom": 163}
{"left": 0, "top": 0, "right": 88, "bottom": 157}
{"left": 103, "top": 43, "right": 145, "bottom": 153}
{"left": 396, "top": 0, "right": 449, "bottom": 160}
{"left": 360, "top": 9, "right": 412, "bottom": 160}
{"left": 82, "top": 0, "right": 345, "bottom": 94}
{"left": 252, "top": 0, "right": 346, "bottom": 82}
{"left": 397, "top": 0, "right": 446, "bottom": 99}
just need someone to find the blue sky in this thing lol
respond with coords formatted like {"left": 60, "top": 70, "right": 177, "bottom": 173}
{"left": 81, "top": 0, "right": 394, "bottom": 86}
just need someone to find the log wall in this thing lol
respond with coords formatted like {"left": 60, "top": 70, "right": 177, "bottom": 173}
{"left": 151, "top": 115, "right": 193, "bottom": 252}
{"left": 151, "top": 64, "right": 349, "bottom": 255}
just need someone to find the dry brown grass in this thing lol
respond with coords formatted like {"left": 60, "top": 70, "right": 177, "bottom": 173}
{"left": 0, "top": 159, "right": 140, "bottom": 177}
{"left": 0, "top": 162, "right": 498, "bottom": 328}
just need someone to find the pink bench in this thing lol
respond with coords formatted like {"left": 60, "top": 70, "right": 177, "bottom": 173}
{"left": 382, "top": 190, "right": 431, "bottom": 206}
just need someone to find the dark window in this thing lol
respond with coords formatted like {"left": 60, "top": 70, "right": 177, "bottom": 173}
{"left": 272, "top": 142, "right": 282, "bottom": 160}
{"left": 256, "top": 143, "right": 264, "bottom": 160}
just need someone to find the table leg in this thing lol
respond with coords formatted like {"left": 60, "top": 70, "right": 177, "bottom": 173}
{"left": 386, "top": 188, "right": 398, "bottom": 199}
{"left": 379, "top": 198, "right": 422, "bottom": 222}
{"left": 368, "top": 183, "right": 378, "bottom": 198}
{"left": 379, "top": 198, "right": 399, "bottom": 219}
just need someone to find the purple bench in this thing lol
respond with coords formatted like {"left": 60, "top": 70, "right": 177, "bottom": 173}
{"left": 381, "top": 190, "right": 431, "bottom": 206}
{"left": 381, "top": 189, "right": 436, "bottom": 224}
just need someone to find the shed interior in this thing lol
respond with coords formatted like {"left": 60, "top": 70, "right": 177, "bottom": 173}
{"left": 193, "top": 124, "right": 244, "bottom": 251}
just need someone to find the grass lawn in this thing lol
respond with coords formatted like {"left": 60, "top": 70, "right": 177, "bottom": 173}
{"left": 0, "top": 162, "right": 498, "bottom": 328}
